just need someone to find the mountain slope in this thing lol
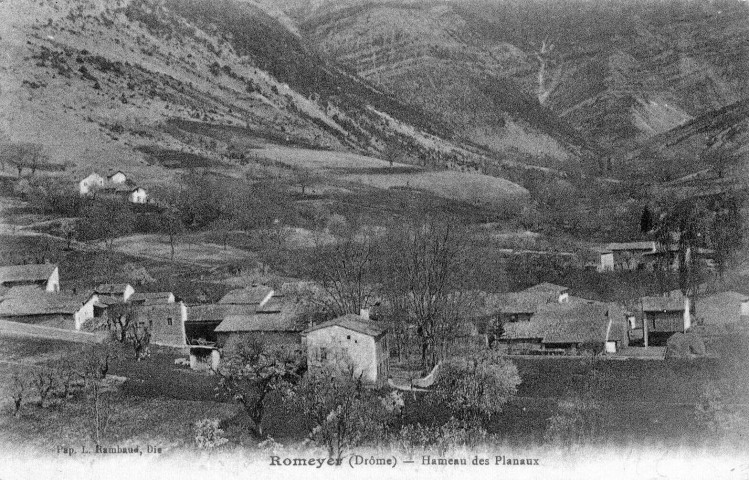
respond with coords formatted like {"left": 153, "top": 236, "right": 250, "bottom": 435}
{"left": 625, "top": 97, "right": 749, "bottom": 183}
{"left": 297, "top": 0, "right": 749, "bottom": 159}
{"left": 301, "top": 2, "right": 599, "bottom": 167}
{"left": 0, "top": 0, "right": 528, "bottom": 185}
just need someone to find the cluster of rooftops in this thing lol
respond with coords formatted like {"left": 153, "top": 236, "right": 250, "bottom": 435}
{"left": 0, "top": 262, "right": 746, "bottom": 355}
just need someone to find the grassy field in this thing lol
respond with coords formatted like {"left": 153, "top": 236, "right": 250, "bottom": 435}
{"left": 342, "top": 170, "right": 529, "bottom": 206}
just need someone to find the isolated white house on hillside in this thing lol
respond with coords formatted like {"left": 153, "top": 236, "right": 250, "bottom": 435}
{"left": 128, "top": 187, "right": 148, "bottom": 204}
{"left": 79, "top": 172, "right": 105, "bottom": 195}
{"left": 107, "top": 171, "right": 127, "bottom": 184}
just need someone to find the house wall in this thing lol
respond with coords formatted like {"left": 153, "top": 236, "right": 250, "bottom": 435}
{"left": 109, "top": 172, "right": 127, "bottom": 184}
{"left": 129, "top": 189, "right": 147, "bottom": 204}
{"left": 218, "top": 331, "right": 300, "bottom": 350}
{"left": 136, "top": 302, "right": 187, "bottom": 346}
{"left": 645, "top": 311, "right": 684, "bottom": 333}
{"left": 79, "top": 174, "right": 105, "bottom": 195}
{"left": 74, "top": 295, "right": 98, "bottom": 330}
{"left": 598, "top": 253, "right": 614, "bottom": 272}
{"left": 123, "top": 285, "right": 135, "bottom": 302}
{"left": 305, "top": 326, "right": 382, "bottom": 384}
{"left": 45, "top": 267, "right": 60, "bottom": 292}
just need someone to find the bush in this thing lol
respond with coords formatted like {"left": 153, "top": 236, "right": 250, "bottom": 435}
{"left": 391, "top": 418, "right": 488, "bottom": 455}
{"left": 194, "top": 418, "right": 229, "bottom": 449}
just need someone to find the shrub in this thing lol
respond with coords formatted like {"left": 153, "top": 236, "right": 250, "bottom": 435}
{"left": 194, "top": 418, "right": 229, "bottom": 449}
{"left": 391, "top": 418, "right": 488, "bottom": 456}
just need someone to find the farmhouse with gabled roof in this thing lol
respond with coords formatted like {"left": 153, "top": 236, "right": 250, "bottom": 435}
{"left": 302, "top": 314, "right": 389, "bottom": 386}
{"left": 0, "top": 264, "right": 59, "bottom": 292}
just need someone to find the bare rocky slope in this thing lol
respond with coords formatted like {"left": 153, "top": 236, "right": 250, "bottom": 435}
{"left": 296, "top": 0, "right": 749, "bottom": 167}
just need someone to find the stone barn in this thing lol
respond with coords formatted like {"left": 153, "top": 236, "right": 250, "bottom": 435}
{"left": 214, "top": 295, "right": 304, "bottom": 351}
{"left": 0, "top": 289, "right": 98, "bottom": 330}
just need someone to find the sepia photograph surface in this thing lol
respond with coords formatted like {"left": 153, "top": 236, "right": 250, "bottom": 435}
{"left": 1, "top": 0, "right": 749, "bottom": 479}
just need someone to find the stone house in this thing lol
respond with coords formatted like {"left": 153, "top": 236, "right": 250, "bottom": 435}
{"left": 606, "top": 241, "right": 658, "bottom": 270}
{"left": 639, "top": 294, "right": 691, "bottom": 346}
{"left": 79, "top": 172, "right": 105, "bottom": 195}
{"left": 128, "top": 187, "right": 148, "bottom": 204}
{"left": 0, "top": 288, "right": 99, "bottom": 330}
{"left": 499, "top": 300, "right": 629, "bottom": 355}
{"left": 214, "top": 295, "right": 304, "bottom": 351}
{"left": 0, "top": 264, "right": 60, "bottom": 292}
{"left": 133, "top": 300, "right": 188, "bottom": 347}
{"left": 107, "top": 171, "right": 127, "bottom": 184}
{"left": 302, "top": 314, "right": 389, "bottom": 386}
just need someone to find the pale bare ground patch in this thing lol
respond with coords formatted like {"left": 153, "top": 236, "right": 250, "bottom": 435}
{"left": 110, "top": 234, "right": 255, "bottom": 267}
{"left": 253, "top": 145, "right": 413, "bottom": 171}
{"left": 342, "top": 170, "right": 529, "bottom": 206}
{"left": 282, "top": 227, "right": 337, "bottom": 249}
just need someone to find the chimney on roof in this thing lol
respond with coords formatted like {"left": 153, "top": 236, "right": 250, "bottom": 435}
{"left": 359, "top": 308, "right": 370, "bottom": 320}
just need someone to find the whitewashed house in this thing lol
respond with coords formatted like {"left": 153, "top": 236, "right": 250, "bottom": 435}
{"left": 79, "top": 173, "right": 105, "bottom": 195}
{"left": 128, "top": 187, "right": 148, "bottom": 204}
{"left": 0, "top": 264, "right": 60, "bottom": 292}
{"left": 596, "top": 249, "right": 614, "bottom": 272}
{"left": 107, "top": 171, "right": 127, "bottom": 184}
{"left": 302, "top": 314, "right": 389, "bottom": 386}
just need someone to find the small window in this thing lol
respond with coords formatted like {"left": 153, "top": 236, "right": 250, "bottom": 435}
{"left": 320, "top": 347, "right": 328, "bottom": 361}
{"left": 347, "top": 335, "right": 351, "bottom": 340}
{"left": 167, "top": 317, "right": 173, "bottom": 326}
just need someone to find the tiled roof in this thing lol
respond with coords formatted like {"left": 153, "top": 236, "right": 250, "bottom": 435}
{"left": 97, "top": 295, "right": 124, "bottom": 306}
{"left": 606, "top": 241, "right": 656, "bottom": 252}
{"left": 641, "top": 295, "right": 686, "bottom": 312}
{"left": 95, "top": 284, "right": 131, "bottom": 295}
{"left": 0, "top": 264, "right": 57, "bottom": 284}
{"left": 303, "top": 314, "right": 386, "bottom": 338}
{"left": 503, "top": 302, "right": 626, "bottom": 345}
{"left": 702, "top": 291, "right": 749, "bottom": 303}
{"left": 130, "top": 292, "right": 174, "bottom": 305}
{"left": 521, "top": 282, "right": 569, "bottom": 295}
{"left": 187, "top": 303, "right": 255, "bottom": 323}
{"left": 215, "top": 300, "right": 303, "bottom": 332}
{"left": 218, "top": 285, "right": 274, "bottom": 305}
{"left": 0, "top": 291, "right": 91, "bottom": 316}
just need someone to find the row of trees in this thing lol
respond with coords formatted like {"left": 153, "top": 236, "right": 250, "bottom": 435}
{"left": 216, "top": 340, "right": 521, "bottom": 455}
{"left": 9, "top": 344, "right": 118, "bottom": 443}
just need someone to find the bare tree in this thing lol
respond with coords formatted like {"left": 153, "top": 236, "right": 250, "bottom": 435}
{"left": 32, "top": 366, "right": 57, "bottom": 408}
{"left": 9, "top": 369, "right": 28, "bottom": 416}
{"left": 293, "top": 167, "right": 317, "bottom": 196}
{"left": 80, "top": 343, "right": 119, "bottom": 443}
{"left": 127, "top": 323, "right": 151, "bottom": 361}
{"left": 107, "top": 302, "right": 138, "bottom": 343}
{"left": 383, "top": 218, "right": 476, "bottom": 368}
{"left": 216, "top": 340, "right": 304, "bottom": 438}
{"left": 303, "top": 232, "right": 378, "bottom": 319}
